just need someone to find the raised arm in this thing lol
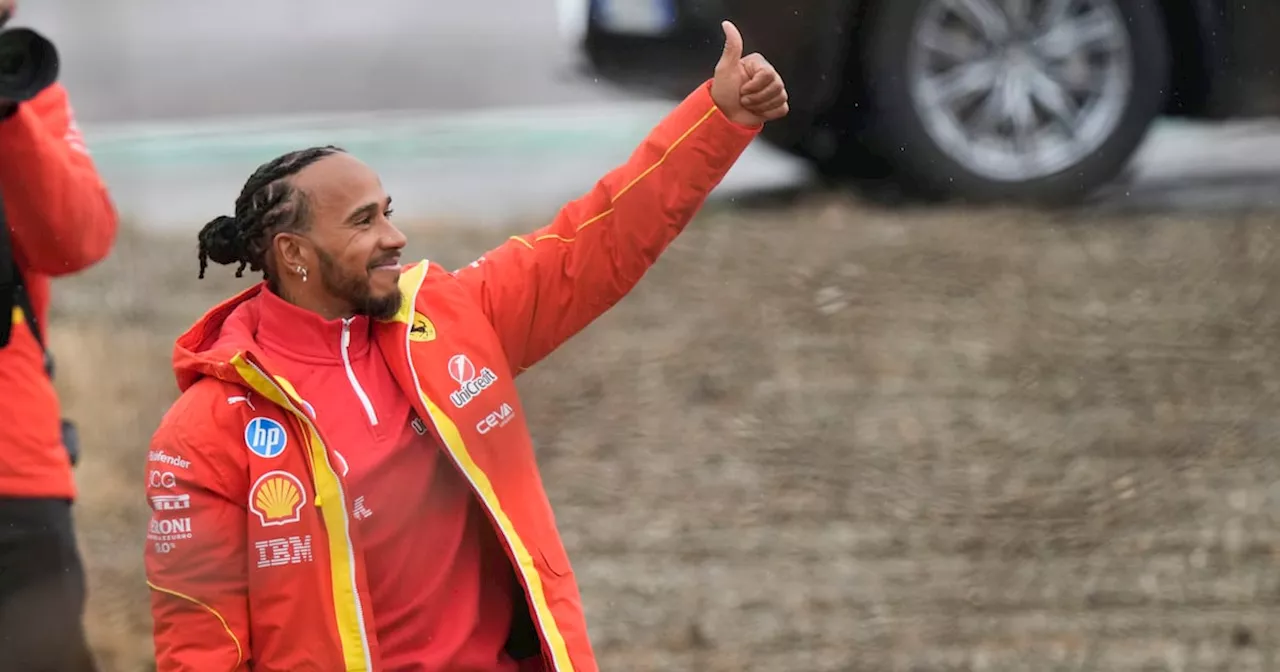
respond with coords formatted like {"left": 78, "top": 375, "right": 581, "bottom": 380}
{"left": 144, "top": 406, "right": 251, "bottom": 672}
{"left": 454, "top": 20, "right": 788, "bottom": 373}
{"left": 0, "top": 83, "right": 118, "bottom": 276}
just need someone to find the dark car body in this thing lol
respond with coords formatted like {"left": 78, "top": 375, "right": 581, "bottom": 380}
{"left": 561, "top": 0, "right": 1280, "bottom": 197}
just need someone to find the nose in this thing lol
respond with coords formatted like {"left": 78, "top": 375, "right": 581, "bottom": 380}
{"left": 381, "top": 221, "right": 408, "bottom": 252}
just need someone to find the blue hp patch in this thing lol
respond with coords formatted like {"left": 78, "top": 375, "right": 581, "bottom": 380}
{"left": 244, "top": 417, "right": 288, "bottom": 459}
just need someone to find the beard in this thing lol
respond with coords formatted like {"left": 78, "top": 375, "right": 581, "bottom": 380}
{"left": 315, "top": 247, "right": 402, "bottom": 321}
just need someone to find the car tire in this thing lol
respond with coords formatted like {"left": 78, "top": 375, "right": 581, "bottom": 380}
{"left": 860, "top": 0, "right": 1172, "bottom": 205}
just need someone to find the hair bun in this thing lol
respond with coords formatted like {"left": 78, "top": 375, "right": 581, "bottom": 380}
{"left": 197, "top": 215, "right": 242, "bottom": 266}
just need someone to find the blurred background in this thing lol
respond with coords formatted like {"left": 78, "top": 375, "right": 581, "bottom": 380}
{"left": 11, "top": 0, "right": 1280, "bottom": 669}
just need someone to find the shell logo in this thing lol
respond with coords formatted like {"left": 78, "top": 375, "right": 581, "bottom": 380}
{"left": 250, "top": 471, "right": 307, "bottom": 527}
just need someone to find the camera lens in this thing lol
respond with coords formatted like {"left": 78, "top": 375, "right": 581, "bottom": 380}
{"left": 0, "top": 42, "right": 32, "bottom": 79}
{"left": 0, "top": 28, "right": 58, "bottom": 102}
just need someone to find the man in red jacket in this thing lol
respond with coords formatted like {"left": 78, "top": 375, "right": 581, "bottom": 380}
{"left": 0, "top": 2, "right": 119, "bottom": 670}
{"left": 145, "top": 21, "right": 784, "bottom": 672}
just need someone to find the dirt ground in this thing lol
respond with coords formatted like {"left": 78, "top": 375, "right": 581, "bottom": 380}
{"left": 47, "top": 194, "right": 1280, "bottom": 671}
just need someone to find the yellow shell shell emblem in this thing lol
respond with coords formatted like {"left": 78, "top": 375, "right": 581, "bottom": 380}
{"left": 250, "top": 471, "right": 306, "bottom": 527}
{"left": 409, "top": 312, "right": 437, "bottom": 342}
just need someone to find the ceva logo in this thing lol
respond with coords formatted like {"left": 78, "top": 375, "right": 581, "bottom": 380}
{"left": 476, "top": 403, "right": 515, "bottom": 435}
{"left": 245, "top": 417, "right": 288, "bottom": 459}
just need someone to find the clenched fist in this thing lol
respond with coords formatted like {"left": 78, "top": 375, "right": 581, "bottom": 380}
{"left": 710, "top": 20, "right": 790, "bottom": 127}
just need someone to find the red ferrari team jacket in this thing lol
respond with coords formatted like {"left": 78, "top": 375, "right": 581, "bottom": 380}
{"left": 0, "top": 83, "right": 119, "bottom": 499}
{"left": 144, "top": 80, "right": 759, "bottom": 671}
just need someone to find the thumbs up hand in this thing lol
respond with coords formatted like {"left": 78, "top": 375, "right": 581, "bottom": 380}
{"left": 710, "top": 20, "right": 790, "bottom": 127}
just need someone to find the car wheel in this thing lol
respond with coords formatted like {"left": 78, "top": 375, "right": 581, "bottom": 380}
{"left": 861, "top": 0, "right": 1171, "bottom": 204}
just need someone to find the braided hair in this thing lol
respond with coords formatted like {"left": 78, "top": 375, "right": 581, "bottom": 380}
{"left": 197, "top": 145, "right": 346, "bottom": 283}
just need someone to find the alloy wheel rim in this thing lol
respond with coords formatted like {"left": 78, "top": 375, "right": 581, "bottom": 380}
{"left": 906, "top": 0, "right": 1134, "bottom": 182}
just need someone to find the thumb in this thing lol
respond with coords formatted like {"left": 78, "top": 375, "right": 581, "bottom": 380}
{"left": 717, "top": 20, "right": 743, "bottom": 69}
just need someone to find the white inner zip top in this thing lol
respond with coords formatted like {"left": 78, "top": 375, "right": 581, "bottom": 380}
{"left": 341, "top": 318, "right": 380, "bottom": 426}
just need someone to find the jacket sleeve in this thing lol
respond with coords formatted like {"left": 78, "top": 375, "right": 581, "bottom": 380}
{"left": 0, "top": 83, "right": 119, "bottom": 276}
{"left": 453, "top": 79, "right": 759, "bottom": 373}
{"left": 145, "top": 406, "right": 251, "bottom": 672}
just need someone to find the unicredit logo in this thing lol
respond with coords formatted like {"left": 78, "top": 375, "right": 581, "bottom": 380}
{"left": 447, "top": 354, "right": 497, "bottom": 408}
{"left": 448, "top": 354, "right": 476, "bottom": 384}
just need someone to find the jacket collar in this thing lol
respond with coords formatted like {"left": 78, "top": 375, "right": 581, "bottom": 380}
{"left": 170, "top": 262, "right": 429, "bottom": 393}
{"left": 255, "top": 286, "right": 372, "bottom": 366}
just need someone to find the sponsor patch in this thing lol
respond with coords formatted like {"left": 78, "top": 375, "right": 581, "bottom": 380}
{"left": 149, "top": 516, "right": 193, "bottom": 555}
{"left": 148, "top": 450, "right": 191, "bottom": 470}
{"left": 148, "top": 470, "right": 177, "bottom": 489}
{"left": 150, "top": 493, "right": 191, "bottom": 512}
{"left": 447, "top": 354, "right": 497, "bottom": 408}
{"left": 245, "top": 417, "right": 288, "bottom": 459}
{"left": 254, "top": 535, "right": 314, "bottom": 569}
{"left": 476, "top": 403, "right": 516, "bottom": 435}
{"left": 250, "top": 471, "right": 307, "bottom": 527}
{"left": 409, "top": 313, "right": 437, "bottom": 342}
{"left": 227, "top": 395, "right": 256, "bottom": 410}
{"left": 353, "top": 496, "right": 374, "bottom": 521}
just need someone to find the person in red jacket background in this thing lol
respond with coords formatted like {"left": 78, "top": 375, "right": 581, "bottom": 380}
{"left": 0, "top": 1, "right": 119, "bottom": 670}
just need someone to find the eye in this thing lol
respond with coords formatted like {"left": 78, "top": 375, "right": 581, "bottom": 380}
{"left": 384, "top": 208, "right": 395, "bottom": 219}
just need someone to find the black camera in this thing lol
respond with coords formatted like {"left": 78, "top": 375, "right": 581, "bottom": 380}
{"left": 0, "top": 15, "right": 58, "bottom": 103}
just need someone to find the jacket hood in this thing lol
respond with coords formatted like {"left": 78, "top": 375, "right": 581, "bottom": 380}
{"left": 171, "top": 282, "right": 269, "bottom": 392}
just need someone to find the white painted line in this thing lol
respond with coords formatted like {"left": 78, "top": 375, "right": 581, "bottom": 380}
{"left": 82, "top": 102, "right": 675, "bottom": 145}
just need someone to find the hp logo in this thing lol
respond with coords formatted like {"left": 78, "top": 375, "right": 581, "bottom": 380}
{"left": 244, "top": 417, "right": 288, "bottom": 459}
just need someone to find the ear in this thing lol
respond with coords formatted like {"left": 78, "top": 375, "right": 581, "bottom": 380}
{"left": 271, "top": 231, "right": 313, "bottom": 276}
